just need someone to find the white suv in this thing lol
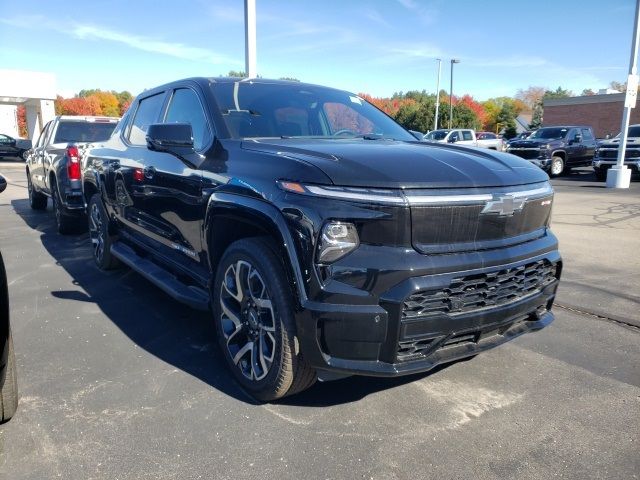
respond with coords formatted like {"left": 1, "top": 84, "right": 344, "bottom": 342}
{"left": 424, "top": 129, "right": 477, "bottom": 146}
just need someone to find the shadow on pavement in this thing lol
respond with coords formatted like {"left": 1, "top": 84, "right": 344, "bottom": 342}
{"left": 11, "top": 197, "right": 446, "bottom": 406}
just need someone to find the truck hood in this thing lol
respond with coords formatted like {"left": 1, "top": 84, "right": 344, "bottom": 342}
{"left": 598, "top": 137, "right": 640, "bottom": 147}
{"left": 241, "top": 138, "right": 548, "bottom": 188}
{"left": 508, "top": 139, "right": 562, "bottom": 149}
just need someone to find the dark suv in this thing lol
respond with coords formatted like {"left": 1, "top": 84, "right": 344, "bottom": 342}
{"left": 506, "top": 126, "right": 597, "bottom": 176}
{"left": 82, "top": 78, "right": 561, "bottom": 400}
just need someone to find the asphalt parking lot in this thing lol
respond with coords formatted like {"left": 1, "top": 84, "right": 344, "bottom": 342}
{"left": 0, "top": 158, "right": 638, "bottom": 480}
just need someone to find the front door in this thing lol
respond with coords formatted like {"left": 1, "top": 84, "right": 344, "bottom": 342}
{"left": 138, "top": 87, "right": 213, "bottom": 273}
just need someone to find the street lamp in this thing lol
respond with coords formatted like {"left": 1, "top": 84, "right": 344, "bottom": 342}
{"left": 449, "top": 59, "right": 460, "bottom": 129}
{"left": 434, "top": 58, "right": 442, "bottom": 131}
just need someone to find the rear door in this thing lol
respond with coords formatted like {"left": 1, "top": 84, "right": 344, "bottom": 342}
{"left": 137, "top": 86, "right": 212, "bottom": 272}
{"left": 581, "top": 128, "right": 597, "bottom": 161}
{"left": 30, "top": 121, "right": 53, "bottom": 189}
{"left": 111, "top": 91, "right": 167, "bottom": 238}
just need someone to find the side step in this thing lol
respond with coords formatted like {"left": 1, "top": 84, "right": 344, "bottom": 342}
{"left": 110, "top": 242, "right": 210, "bottom": 311}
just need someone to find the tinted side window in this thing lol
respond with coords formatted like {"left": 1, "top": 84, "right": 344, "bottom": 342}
{"left": 164, "top": 88, "right": 211, "bottom": 151}
{"left": 36, "top": 122, "right": 52, "bottom": 148}
{"left": 581, "top": 128, "right": 594, "bottom": 141}
{"left": 128, "top": 93, "right": 165, "bottom": 145}
{"left": 449, "top": 131, "right": 459, "bottom": 141}
{"left": 462, "top": 130, "right": 473, "bottom": 141}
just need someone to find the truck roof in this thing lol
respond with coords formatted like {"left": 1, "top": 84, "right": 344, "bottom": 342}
{"left": 57, "top": 115, "right": 119, "bottom": 123}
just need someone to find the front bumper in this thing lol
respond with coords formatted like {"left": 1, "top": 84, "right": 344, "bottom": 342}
{"left": 506, "top": 149, "right": 552, "bottom": 171}
{"left": 296, "top": 245, "right": 561, "bottom": 378}
{"left": 593, "top": 159, "right": 640, "bottom": 172}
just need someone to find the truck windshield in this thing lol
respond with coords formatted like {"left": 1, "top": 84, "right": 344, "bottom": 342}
{"left": 210, "top": 81, "right": 414, "bottom": 141}
{"left": 529, "top": 128, "right": 569, "bottom": 140}
{"left": 424, "top": 130, "right": 449, "bottom": 141}
{"left": 615, "top": 126, "right": 640, "bottom": 138}
{"left": 54, "top": 121, "right": 117, "bottom": 143}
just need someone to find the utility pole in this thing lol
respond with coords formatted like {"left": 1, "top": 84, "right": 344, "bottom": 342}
{"left": 244, "top": 0, "right": 257, "bottom": 78}
{"left": 434, "top": 59, "right": 442, "bottom": 131}
{"left": 607, "top": 0, "right": 640, "bottom": 188}
{"left": 449, "top": 59, "right": 460, "bottom": 129}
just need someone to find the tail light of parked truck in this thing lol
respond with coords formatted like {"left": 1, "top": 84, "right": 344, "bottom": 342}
{"left": 66, "top": 145, "right": 81, "bottom": 180}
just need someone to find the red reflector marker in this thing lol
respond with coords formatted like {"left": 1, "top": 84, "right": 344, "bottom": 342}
{"left": 133, "top": 168, "right": 144, "bottom": 182}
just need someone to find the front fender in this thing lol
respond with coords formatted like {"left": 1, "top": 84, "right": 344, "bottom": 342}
{"left": 204, "top": 192, "right": 309, "bottom": 304}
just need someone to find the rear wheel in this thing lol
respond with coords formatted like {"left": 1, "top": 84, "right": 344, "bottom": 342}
{"left": 594, "top": 169, "right": 607, "bottom": 181}
{"left": 1, "top": 331, "right": 18, "bottom": 423}
{"left": 27, "top": 174, "right": 47, "bottom": 210}
{"left": 51, "top": 182, "right": 80, "bottom": 234}
{"left": 88, "top": 194, "right": 120, "bottom": 270}
{"left": 213, "top": 238, "right": 316, "bottom": 401}
{"left": 550, "top": 156, "right": 564, "bottom": 177}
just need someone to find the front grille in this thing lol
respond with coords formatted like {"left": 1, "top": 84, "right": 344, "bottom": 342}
{"left": 508, "top": 149, "right": 540, "bottom": 159}
{"left": 402, "top": 259, "right": 557, "bottom": 319}
{"left": 599, "top": 148, "right": 640, "bottom": 159}
{"left": 411, "top": 194, "right": 553, "bottom": 254}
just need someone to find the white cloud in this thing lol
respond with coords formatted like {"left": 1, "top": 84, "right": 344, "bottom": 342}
{"left": 1, "top": 15, "right": 240, "bottom": 66}
{"left": 72, "top": 26, "right": 237, "bottom": 65}
{"left": 363, "top": 8, "right": 392, "bottom": 28}
{"left": 394, "top": 0, "right": 438, "bottom": 24}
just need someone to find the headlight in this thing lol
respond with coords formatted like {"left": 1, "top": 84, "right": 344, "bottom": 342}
{"left": 540, "top": 144, "right": 551, "bottom": 150}
{"left": 317, "top": 222, "right": 359, "bottom": 264}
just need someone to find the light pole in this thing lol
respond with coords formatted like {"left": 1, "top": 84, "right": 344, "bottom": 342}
{"left": 434, "top": 58, "right": 442, "bottom": 131}
{"left": 449, "top": 59, "right": 460, "bottom": 129}
{"left": 607, "top": 0, "right": 640, "bottom": 188}
{"left": 244, "top": 0, "right": 257, "bottom": 78}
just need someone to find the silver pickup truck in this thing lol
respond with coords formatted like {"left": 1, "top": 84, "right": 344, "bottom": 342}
{"left": 25, "top": 116, "right": 119, "bottom": 233}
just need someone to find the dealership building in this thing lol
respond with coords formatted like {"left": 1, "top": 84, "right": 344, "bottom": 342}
{"left": 543, "top": 92, "right": 636, "bottom": 138}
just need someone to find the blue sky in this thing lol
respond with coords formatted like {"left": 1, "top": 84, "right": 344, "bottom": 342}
{"left": 0, "top": 0, "right": 634, "bottom": 100}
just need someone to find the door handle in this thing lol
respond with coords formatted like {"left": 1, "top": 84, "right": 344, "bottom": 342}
{"left": 143, "top": 166, "right": 156, "bottom": 179}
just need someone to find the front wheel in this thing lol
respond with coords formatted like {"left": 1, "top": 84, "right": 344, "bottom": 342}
{"left": 594, "top": 169, "right": 607, "bottom": 181}
{"left": 213, "top": 238, "right": 316, "bottom": 401}
{"left": 88, "top": 194, "right": 120, "bottom": 270}
{"left": 550, "top": 156, "right": 565, "bottom": 177}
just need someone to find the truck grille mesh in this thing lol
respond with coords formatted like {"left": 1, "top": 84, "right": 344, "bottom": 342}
{"left": 402, "top": 259, "right": 557, "bottom": 319}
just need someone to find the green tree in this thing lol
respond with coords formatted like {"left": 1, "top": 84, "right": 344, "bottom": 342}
{"left": 279, "top": 77, "right": 300, "bottom": 82}
{"left": 225, "top": 70, "right": 248, "bottom": 78}
{"left": 530, "top": 101, "right": 543, "bottom": 129}
{"left": 543, "top": 86, "right": 572, "bottom": 99}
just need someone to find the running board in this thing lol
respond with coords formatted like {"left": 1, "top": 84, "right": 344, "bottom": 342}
{"left": 110, "top": 242, "right": 210, "bottom": 311}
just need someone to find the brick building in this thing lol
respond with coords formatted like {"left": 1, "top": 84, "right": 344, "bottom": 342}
{"left": 543, "top": 93, "right": 638, "bottom": 138}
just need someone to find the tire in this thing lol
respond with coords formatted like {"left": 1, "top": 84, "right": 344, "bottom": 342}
{"left": 1, "top": 331, "right": 18, "bottom": 423}
{"left": 594, "top": 169, "right": 607, "bottom": 181}
{"left": 550, "top": 156, "right": 564, "bottom": 177}
{"left": 51, "top": 182, "right": 80, "bottom": 235}
{"left": 27, "top": 173, "right": 47, "bottom": 210}
{"left": 88, "top": 194, "right": 120, "bottom": 270}
{"left": 213, "top": 238, "right": 316, "bottom": 401}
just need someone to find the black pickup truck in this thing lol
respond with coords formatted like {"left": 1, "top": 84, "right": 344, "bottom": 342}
{"left": 82, "top": 78, "right": 561, "bottom": 400}
{"left": 25, "top": 115, "right": 118, "bottom": 233}
{"left": 506, "top": 126, "right": 597, "bottom": 176}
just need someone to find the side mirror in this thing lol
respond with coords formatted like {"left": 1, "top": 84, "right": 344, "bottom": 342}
{"left": 409, "top": 130, "right": 425, "bottom": 141}
{"left": 0, "top": 175, "right": 7, "bottom": 194}
{"left": 146, "top": 123, "right": 194, "bottom": 155}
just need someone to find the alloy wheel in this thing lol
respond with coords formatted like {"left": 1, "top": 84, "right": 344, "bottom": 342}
{"left": 219, "top": 260, "right": 276, "bottom": 381}
{"left": 551, "top": 158, "right": 563, "bottom": 176}
{"left": 89, "top": 202, "right": 105, "bottom": 263}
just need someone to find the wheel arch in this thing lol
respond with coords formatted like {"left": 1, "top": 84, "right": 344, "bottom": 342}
{"left": 204, "top": 193, "right": 308, "bottom": 307}
{"left": 551, "top": 150, "right": 566, "bottom": 160}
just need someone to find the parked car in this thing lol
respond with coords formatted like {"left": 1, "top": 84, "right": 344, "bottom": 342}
{"left": 0, "top": 174, "right": 18, "bottom": 422}
{"left": 506, "top": 126, "right": 597, "bottom": 176}
{"left": 0, "top": 134, "right": 32, "bottom": 160}
{"left": 476, "top": 132, "right": 504, "bottom": 151}
{"left": 424, "top": 128, "right": 477, "bottom": 146}
{"left": 25, "top": 116, "right": 119, "bottom": 233}
{"left": 82, "top": 78, "right": 561, "bottom": 401}
{"left": 592, "top": 124, "right": 640, "bottom": 181}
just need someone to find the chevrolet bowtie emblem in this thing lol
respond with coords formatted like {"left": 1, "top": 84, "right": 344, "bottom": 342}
{"left": 481, "top": 194, "right": 526, "bottom": 216}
